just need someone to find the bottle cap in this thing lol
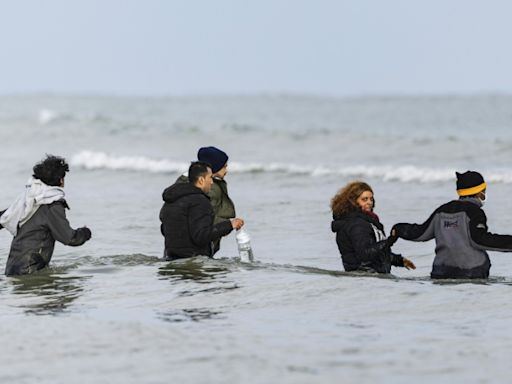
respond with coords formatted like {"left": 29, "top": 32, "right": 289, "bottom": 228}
{"left": 236, "top": 228, "right": 250, "bottom": 242}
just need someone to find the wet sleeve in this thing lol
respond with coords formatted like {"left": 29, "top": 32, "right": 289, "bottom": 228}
{"left": 211, "top": 220, "right": 233, "bottom": 241}
{"left": 392, "top": 210, "right": 437, "bottom": 242}
{"left": 469, "top": 209, "right": 512, "bottom": 251}
{"left": 189, "top": 199, "right": 234, "bottom": 247}
{"left": 390, "top": 252, "right": 405, "bottom": 267}
{"left": 47, "top": 203, "right": 92, "bottom": 246}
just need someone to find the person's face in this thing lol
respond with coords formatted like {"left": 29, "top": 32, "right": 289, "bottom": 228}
{"left": 356, "top": 190, "right": 374, "bottom": 212}
{"left": 215, "top": 163, "right": 228, "bottom": 179}
{"left": 478, "top": 189, "right": 487, "bottom": 203}
{"left": 198, "top": 168, "right": 214, "bottom": 193}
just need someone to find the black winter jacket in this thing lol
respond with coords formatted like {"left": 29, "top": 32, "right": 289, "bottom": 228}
{"left": 159, "top": 182, "right": 233, "bottom": 260}
{"left": 175, "top": 174, "right": 235, "bottom": 254}
{"left": 331, "top": 210, "right": 404, "bottom": 273}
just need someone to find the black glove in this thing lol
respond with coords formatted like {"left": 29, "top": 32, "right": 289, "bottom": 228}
{"left": 79, "top": 227, "right": 92, "bottom": 241}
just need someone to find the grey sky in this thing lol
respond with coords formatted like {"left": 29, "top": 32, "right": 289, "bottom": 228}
{"left": 1, "top": 0, "right": 511, "bottom": 96}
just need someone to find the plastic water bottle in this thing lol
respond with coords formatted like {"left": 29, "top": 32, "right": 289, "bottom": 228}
{"left": 236, "top": 229, "right": 254, "bottom": 262}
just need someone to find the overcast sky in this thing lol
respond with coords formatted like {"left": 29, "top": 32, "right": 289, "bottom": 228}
{"left": 1, "top": 0, "right": 511, "bottom": 96}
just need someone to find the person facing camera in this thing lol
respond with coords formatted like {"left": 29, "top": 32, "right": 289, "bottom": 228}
{"left": 0, "top": 155, "right": 92, "bottom": 276}
{"left": 160, "top": 161, "right": 244, "bottom": 260}
{"left": 392, "top": 171, "right": 512, "bottom": 279}
{"left": 330, "top": 181, "right": 415, "bottom": 274}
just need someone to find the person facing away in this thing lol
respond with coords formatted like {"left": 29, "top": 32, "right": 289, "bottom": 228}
{"left": 330, "top": 181, "right": 415, "bottom": 274}
{"left": 0, "top": 155, "right": 92, "bottom": 276}
{"left": 392, "top": 171, "right": 512, "bottom": 279}
{"left": 175, "top": 146, "right": 236, "bottom": 254}
{"left": 160, "top": 161, "right": 244, "bottom": 260}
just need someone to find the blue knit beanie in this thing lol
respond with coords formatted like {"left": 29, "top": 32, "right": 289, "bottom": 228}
{"left": 197, "top": 146, "right": 228, "bottom": 173}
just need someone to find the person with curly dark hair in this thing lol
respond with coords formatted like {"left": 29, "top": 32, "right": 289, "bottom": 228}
{"left": 0, "top": 155, "right": 91, "bottom": 275}
{"left": 330, "top": 181, "right": 415, "bottom": 274}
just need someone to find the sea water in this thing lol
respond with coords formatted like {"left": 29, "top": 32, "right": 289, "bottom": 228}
{"left": 1, "top": 94, "right": 512, "bottom": 383}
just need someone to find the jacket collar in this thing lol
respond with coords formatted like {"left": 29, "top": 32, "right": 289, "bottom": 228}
{"left": 459, "top": 196, "right": 483, "bottom": 207}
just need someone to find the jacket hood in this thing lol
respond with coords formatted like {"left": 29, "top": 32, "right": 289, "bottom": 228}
{"left": 162, "top": 182, "right": 206, "bottom": 203}
{"left": 331, "top": 210, "right": 382, "bottom": 232}
{"left": 0, "top": 178, "right": 66, "bottom": 236}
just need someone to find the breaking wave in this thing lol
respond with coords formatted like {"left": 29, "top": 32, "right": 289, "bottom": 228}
{"left": 71, "top": 151, "right": 189, "bottom": 173}
{"left": 70, "top": 150, "right": 512, "bottom": 184}
{"left": 38, "top": 108, "right": 60, "bottom": 125}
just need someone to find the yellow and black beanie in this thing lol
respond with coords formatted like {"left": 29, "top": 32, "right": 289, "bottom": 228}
{"left": 456, "top": 171, "right": 486, "bottom": 196}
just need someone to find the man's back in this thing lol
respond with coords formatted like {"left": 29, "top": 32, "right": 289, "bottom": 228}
{"left": 395, "top": 199, "right": 492, "bottom": 278}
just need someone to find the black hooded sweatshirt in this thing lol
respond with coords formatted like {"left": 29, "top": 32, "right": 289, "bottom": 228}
{"left": 159, "top": 182, "right": 233, "bottom": 260}
{"left": 331, "top": 210, "right": 404, "bottom": 273}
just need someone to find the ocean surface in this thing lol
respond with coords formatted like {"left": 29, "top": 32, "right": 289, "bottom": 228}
{"left": 1, "top": 94, "right": 512, "bottom": 383}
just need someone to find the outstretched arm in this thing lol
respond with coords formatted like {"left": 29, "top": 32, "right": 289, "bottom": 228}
{"left": 188, "top": 202, "right": 237, "bottom": 247}
{"left": 469, "top": 209, "right": 512, "bottom": 251}
{"left": 392, "top": 210, "right": 437, "bottom": 242}
{"left": 393, "top": 254, "right": 416, "bottom": 269}
{"left": 46, "top": 203, "right": 91, "bottom": 246}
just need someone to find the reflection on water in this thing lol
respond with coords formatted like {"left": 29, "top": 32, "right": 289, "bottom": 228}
{"left": 157, "top": 257, "right": 239, "bottom": 298}
{"left": 156, "top": 258, "right": 235, "bottom": 322}
{"left": 157, "top": 308, "right": 224, "bottom": 323}
{"left": 9, "top": 271, "right": 90, "bottom": 315}
{"left": 239, "top": 261, "right": 399, "bottom": 280}
{"left": 158, "top": 257, "right": 230, "bottom": 283}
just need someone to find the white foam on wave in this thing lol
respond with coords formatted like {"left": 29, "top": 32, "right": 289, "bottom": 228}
{"left": 38, "top": 108, "right": 59, "bottom": 125}
{"left": 70, "top": 151, "right": 512, "bottom": 184}
{"left": 71, "top": 151, "right": 189, "bottom": 173}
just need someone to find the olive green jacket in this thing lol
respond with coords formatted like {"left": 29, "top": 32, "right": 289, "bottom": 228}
{"left": 209, "top": 178, "right": 236, "bottom": 225}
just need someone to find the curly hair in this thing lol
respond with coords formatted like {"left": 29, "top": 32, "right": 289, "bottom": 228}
{"left": 33, "top": 155, "right": 69, "bottom": 186}
{"left": 330, "top": 181, "right": 374, "bottom": 217}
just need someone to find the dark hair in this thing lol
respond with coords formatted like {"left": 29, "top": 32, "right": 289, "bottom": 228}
{"left": 188, "top": 161, "right": 211, "bottom": 184}
{"left": 330, "top": 181, "right": 374, "bottom": 217}
{"left": 32, "top": 155, "right": 69, "bottom": 186}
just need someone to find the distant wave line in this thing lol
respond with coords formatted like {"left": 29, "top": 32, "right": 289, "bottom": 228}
{"left": 70, "top": 151, "right": 512, "bottom": 184}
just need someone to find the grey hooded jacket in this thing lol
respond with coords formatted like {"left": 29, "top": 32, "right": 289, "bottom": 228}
{"left": 393, "top": 198, "right": 512, "bottom": 279}
{"left": 0, "top": 200, "right": 91, "bottom": 276}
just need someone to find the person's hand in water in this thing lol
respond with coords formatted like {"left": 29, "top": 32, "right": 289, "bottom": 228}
{"left": 403, "top": 257, "right": 416, "bottom": 270}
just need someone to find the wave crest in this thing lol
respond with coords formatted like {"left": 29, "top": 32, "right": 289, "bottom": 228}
{"left": 71, "top": 151, "right": 189, "bottom": 173}
{"left": 70, "top": 151, "right": 512, "bottom": 184}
